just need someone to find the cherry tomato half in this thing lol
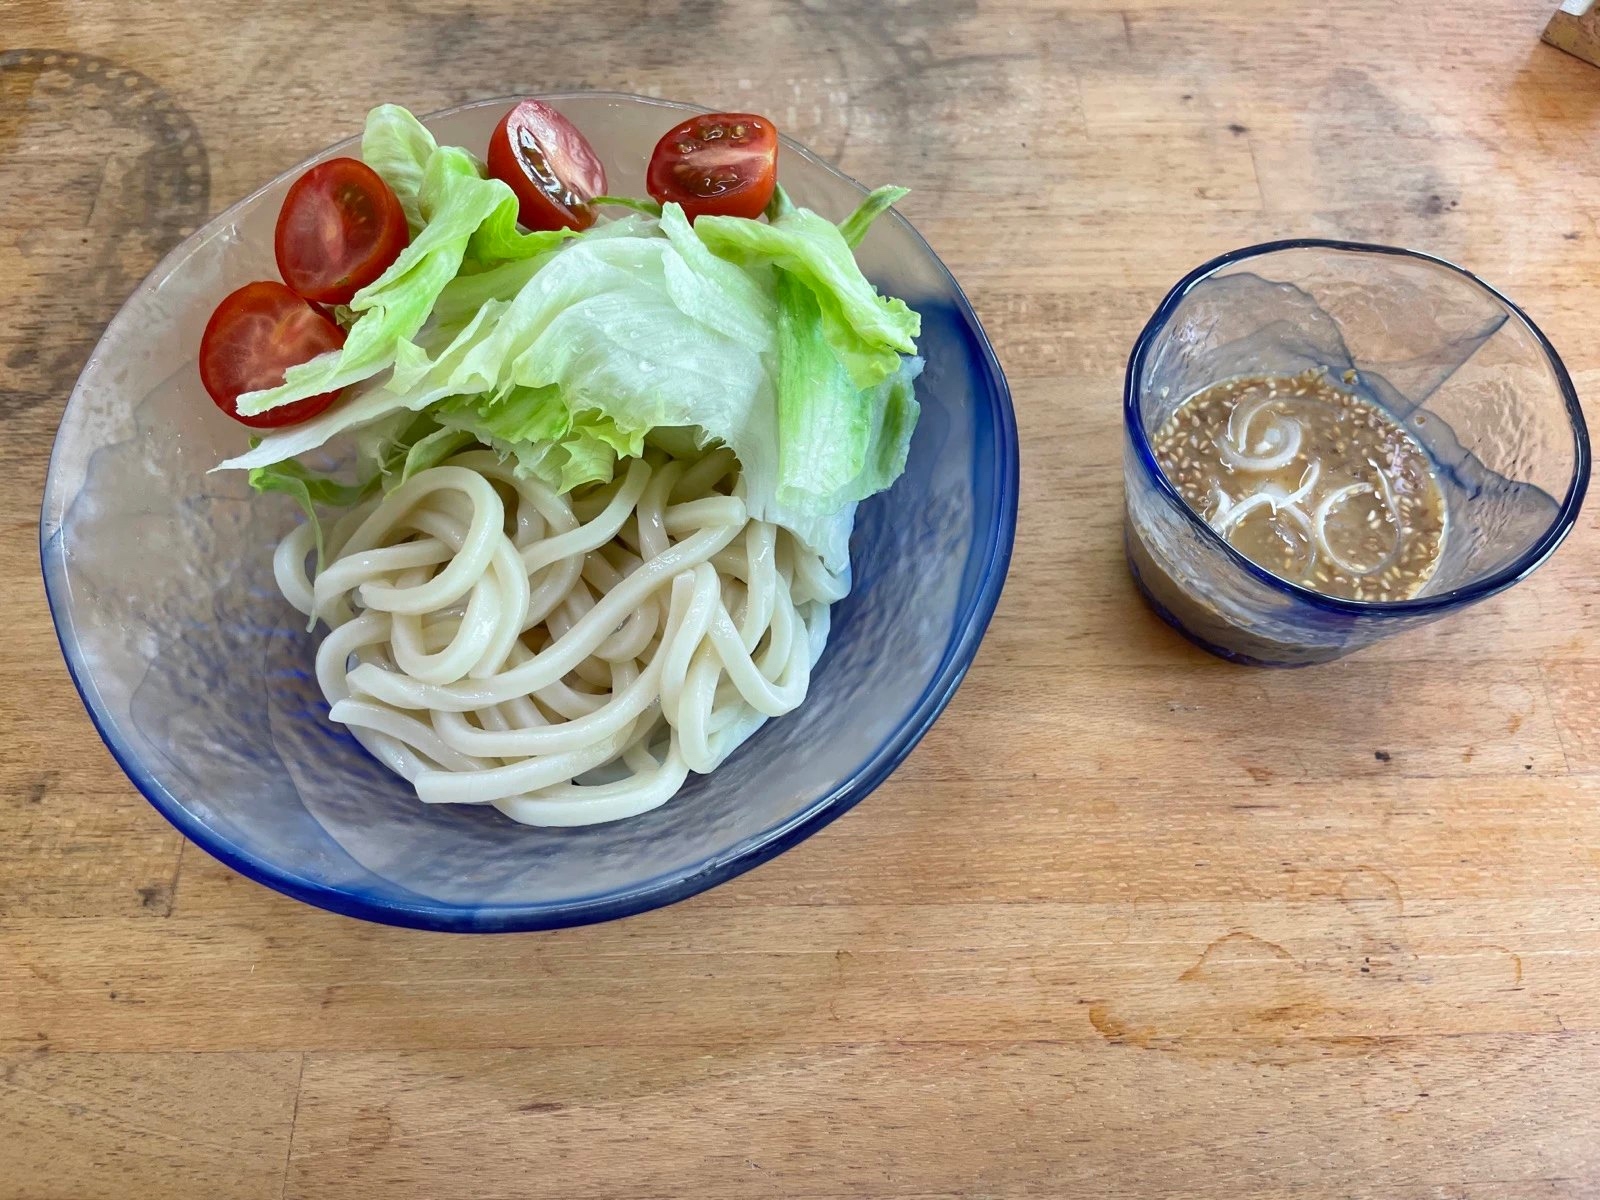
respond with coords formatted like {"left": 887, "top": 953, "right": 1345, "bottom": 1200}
{"left": 199, "top": 281, "right": 347, "bottom": 428}
{"left": 274, "top": 157, "right": 409, "bottom": 305}
{"left": 486, "top": 100, "right": 607, "bottom": 232}
{"left": 646, "top": 113, "right": 778, "bottom": 221}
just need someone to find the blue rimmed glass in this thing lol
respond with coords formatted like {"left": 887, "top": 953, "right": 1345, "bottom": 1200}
{"left": 1125, "top": 240, "right": 1588, "bottom": 666}
{"left": 40, "top": 94, "right": 1018, "bottom": 931}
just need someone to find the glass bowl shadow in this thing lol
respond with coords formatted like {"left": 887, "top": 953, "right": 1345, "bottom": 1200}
{"left": 1124, "top": 239, "right": 1588, "bottom": 666}
{"left": 40, "top": 93, "right": 1018, "bottom": 931}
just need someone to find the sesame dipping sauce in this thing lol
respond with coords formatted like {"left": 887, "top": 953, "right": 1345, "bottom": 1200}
{"left": 1152, "top": 370, "right": 1446, "bottom": 602}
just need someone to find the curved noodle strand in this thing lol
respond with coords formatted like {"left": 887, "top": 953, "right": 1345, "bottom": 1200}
{"left": 282, "top": 447, "right": 842, "bottom": 826}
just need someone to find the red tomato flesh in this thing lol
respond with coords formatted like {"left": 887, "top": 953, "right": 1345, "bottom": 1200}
{"left": 646, "top": 113, "right": 778, "bottom": 220}
{"left": 275, "top": 157, "right": 409, "bottom": 305}
{"left": 199, "top": 281, "right": 346, "bottom": 428}
{"left": 486, "top": 100, "right": 607, "bottom": 232}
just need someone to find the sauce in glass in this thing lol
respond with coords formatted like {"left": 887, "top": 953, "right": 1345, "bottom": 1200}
{"left": 1152, "top": 370, "right": 1446, "bottom": 601}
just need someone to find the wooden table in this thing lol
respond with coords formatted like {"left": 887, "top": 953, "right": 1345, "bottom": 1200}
{"left": 4, "top": 2, "right": 1600, "bottom": 1196}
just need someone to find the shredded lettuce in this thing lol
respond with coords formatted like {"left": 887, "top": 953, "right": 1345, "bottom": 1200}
{"left": 772, "top": 272, "right": 922, "bottom": 509}
{"left": 695, "top": 193, "right": 920, "bottom": 389}
{"left": 839, "top": 185, "right": 911, "bottom": 250}
{"left": 386, "top": 418, "right": 480, "bottom": 483}
{"left": 360, "top": 104, "right": 437, "bottom": 232}
{"left": 432, "top": 388, "right": 645, "bottom": 493}
{"left": 246, "top": 413, "right": 479, "bottom": 576}
{"left": 592, "top": 194, "right": 664, "bottom": 217}
{"left": 247, "top": 458, "right": 369, "bottom": 567}
{"left": 229, "top": 104, "right": 922, "bottom": 570}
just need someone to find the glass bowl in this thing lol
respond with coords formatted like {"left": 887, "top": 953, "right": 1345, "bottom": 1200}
{"left": 40, "top": 93, "right": 1018, "bottom": 931}
{"left": 1124, "top": 240, "right": 1588, "bottom": 666}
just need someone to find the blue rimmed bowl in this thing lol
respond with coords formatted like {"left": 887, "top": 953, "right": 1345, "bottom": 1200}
{"left": 40, "top": 94, "right": 1018, "bottom": 931}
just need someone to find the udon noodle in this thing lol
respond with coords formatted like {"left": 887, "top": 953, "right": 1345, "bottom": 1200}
{"left": 273, "top": 447, "right": 846, "bottom": 826}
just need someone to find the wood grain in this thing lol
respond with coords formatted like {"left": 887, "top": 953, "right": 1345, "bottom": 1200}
{"left": 0, "top": 1052, "right": 302, "bottom": 1199}
{"left": 4, "top": 0, "right": 1600, "bottom": 1196}
{"left": 282, "top": 1039, "right": 1600, "bottom": 1200}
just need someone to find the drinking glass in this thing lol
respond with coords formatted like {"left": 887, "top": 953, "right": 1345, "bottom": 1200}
{"left": 1124, "top": 240, "right": 1589, "bottom": 665}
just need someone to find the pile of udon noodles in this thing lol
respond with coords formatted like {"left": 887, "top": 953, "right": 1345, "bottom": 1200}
{"left": 274, "top": 445, "right": 845, "bottom": 826}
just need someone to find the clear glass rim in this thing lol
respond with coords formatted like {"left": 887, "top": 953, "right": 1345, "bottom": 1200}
{"left": 1123, "top": 237, "right": 1591, "bottom": 617}
{"left": 39, "top": 91, "right": 1020, "bottom": 932}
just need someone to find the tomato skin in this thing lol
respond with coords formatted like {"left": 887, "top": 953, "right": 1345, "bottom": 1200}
{"left": 274, "top": 157, "right": 409, "bottom": 306}
{"left": 646, "top": 113, "right": 778, "bottom": 220}
{"left": 486, "top": 100, "right": 607, "bottom": 232}
{"left": 199, "top": 281, "right": 347, "bottom": 428}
